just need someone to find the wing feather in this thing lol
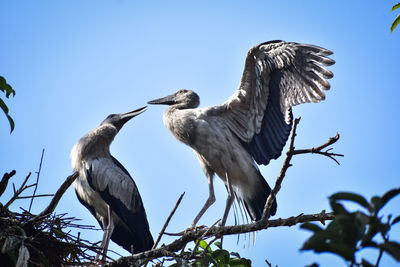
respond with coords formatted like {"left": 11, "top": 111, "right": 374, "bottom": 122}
{"left": 213, "top": 40, "right": 334, "bottom": 164}
{"left": 84, "top": 157, "right": 154, "bottom": 252}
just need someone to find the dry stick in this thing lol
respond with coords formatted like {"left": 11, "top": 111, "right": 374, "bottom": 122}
{"left": 261, "top": 117, "right": 301, "bottom": 220}
{"left": 261, "top": 118, "right": 343, "bottom": 220}
{"left": 152, "top": 192, "right": 185, "bottom": 249}
{"left": 29, "top": 148, "right": 45, "bottom": 212}
{"left": 110, "top": 211, "right": 334, "bottom": 265}
{"left": 17, "top": 194, "right": 54, "bottom": 199}
{"left": 4, "top": 172, "right": 32, "bottom": 209}
{"left": 0, "top": 170, "right": 16, "bottom": 197}
{"left": 29, "top": 172, "right": 79, "bottom": 223}
{"left": 292, "top": 133, "right": 343, "bottom": 165}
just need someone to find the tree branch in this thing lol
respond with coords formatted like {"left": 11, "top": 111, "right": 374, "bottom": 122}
{"left": 292, "top": 133, "right": 343, "bottom": 165}
{"left": 262, "top": 118, "right": 343, "bottom": 219}
{"left": 4, "top": 172, "right": 32, "bottom": 209}
{"left": 109, "top": 211, "right": 334, "bottom": 266}
{"left": 28, "top": 172, "right": 79, "bottom": 223}
{"left": 153, "top": 192, "right": 185, "bottom": 249}
{"left": 262, "top": 117, "right": 301, "bottom": 220}
{"left": 29, "top": 148, "right": 45, "bottom": 212}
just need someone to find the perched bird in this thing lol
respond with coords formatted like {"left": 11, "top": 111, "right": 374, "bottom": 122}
{"left": 148, "top": 40, "right": 334, "bottom": 227}
{"left": 70, "top": 106, "right": 154, "bottom": 261}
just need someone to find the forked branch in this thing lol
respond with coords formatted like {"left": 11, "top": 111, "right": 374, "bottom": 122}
{"left": 262, "top": 117, "right": 342, "bottom": 219}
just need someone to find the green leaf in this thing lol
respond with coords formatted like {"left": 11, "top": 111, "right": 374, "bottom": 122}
{"left": 230, "top": 252, "right": 240, "bottom": 258}
{"left": 361, "top": 217, "right": 381, "bottom": 246}
{"left": 382, "top": 241, "right": 400, "bottom": 261}
{"left": 0, "top": 98, "right": 15, "bottom": 133}
{"left": 370, "top": 196, "right": 382, "bottom": 213}
{"left": 212, "top": 249, "right": 230, "bottom": 264}
{"left": 330, "top": 192, "right": 370, "bottom": 210}
{"left": 391, "top": 215, "right": 400, "bottom": 226}
{"left": 391, "top": 14, "right": 400, "bottom": 33}
{"left": 381, "top": 188, "right": 400, "bottom": 208}
{"left": 198, "top": 240, "right": 208, "bottom": 250}
{"left": 229, "top": 257, "right": 251, "bottom": 267}
{"left": 330, "top": 201, "right": 349, "bottom": 215}
{"left": 301, "top": 223, "right": 323, "bottom": 232}
{"left": 214, "top": 241, "right": 222, "bottom": 249}
{"left": 392, "top": 3, "right": 400, "bottom": 11}
{"left": 361, "top": 258, "right": 374, "bottom": 267}
{"left": 0, "top": 76, "right": 15, "bottom": 98}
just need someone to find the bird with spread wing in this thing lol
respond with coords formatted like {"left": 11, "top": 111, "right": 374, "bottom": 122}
{"left": 148, "top": 40, "right": 335, "bottom": 227}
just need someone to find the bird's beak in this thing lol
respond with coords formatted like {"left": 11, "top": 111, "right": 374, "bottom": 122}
{"left": 120, "top": 106, "right": 147, "bottom": 121}
{"left": 147, "top": 94, "right": 176, "bottom": 105}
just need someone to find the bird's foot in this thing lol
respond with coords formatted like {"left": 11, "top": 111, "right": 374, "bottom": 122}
{"left": 167, "top": 224, "right": 207, "bottom": 236}
{"left": 93, "top": 259, "right": 106, "bottom": 266}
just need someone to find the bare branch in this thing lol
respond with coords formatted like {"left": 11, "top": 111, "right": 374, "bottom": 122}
{"left": 262, "top": 118, "right": 343, "bottom": 220}
{"left": 28, "top": 172, "right": 79, "bottom": 223}
{"left": 4, "top": 172, "right": 32, "bottom": 209}
{"left": 17, "top": 194, "right": 54, "bottom": 199}
{"left": 29, "top": 148, "right": 45, "bottom": 212}
{"left": 109, "top": 211, "right": 334, "bottom": 266}
{"left": 292, "top": 133, "right": 343, "bottom": 165}
{"left": 0, "top": 169, "right": 16, "bottom": 197}
{"left": 262, "top": 117, "right": 301, "bottom": 220}
{"left": 152, "top": 192, "right": 185, "bottom": 249}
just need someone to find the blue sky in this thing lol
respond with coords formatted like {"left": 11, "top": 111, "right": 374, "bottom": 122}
{"left": 1, "top": 1, "right": 400, "bottom": 266}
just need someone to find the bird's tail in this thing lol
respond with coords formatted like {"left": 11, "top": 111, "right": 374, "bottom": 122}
{"left": 237, "top": 170, "right": 277, "bottom": 221}
{"left": 111, "top": 209, "right": 154, "bottom": 254}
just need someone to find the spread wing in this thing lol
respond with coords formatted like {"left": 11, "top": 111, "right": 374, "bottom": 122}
{"left": 84, "top": 156, "right": 153, "bottom": 252}
{"left": 212, "top": 40, "right": 334, "bottom": 165}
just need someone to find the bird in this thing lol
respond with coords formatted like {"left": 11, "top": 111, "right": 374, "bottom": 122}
{"left": 148, "top": 40, "right": 335, "bottom": 227}
{"left": 70, "top": 106, "right": 154, "bottom": 262}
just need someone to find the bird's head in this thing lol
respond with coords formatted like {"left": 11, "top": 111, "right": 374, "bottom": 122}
{"left": 100, "top": 106, "right": 147, "bottom": 131}
{"left": 147, "top": 89, "right": 200, "bottom": 109}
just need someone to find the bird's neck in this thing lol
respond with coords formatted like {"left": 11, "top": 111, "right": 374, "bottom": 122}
{"left": 71, "top": 125, "right": 116, "bottom": 170}
{"left": 162, "top": 106, "right": 198, "bottom": 146}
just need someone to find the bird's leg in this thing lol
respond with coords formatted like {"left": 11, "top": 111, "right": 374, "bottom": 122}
{"left": 95, "top": 216, "right": 109, "bottom": 262}
{"left": 101, "top": 205, "right": 114, "bottom": 262}
{"left": 221, "top": 172, "right": 234, "bottom": 226}
{"left": 190, "top": 174, "right": 215, "bottom": 228}
{"left": 95, "top": 205, "right": 114, "bottom": 263}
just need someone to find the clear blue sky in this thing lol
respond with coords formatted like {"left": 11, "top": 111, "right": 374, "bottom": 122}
{"left": 1, "top": 1, "right": 400, "bottom": 266}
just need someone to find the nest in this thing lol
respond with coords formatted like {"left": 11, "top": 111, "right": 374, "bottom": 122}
{"left": 0, "top": 170, "right": 99, "bottom": 266}
{"left": 0, "top": 204, "right": 100, "bottom": 266}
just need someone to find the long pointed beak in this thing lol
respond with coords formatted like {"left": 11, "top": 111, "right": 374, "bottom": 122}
{"left": 120, "top": 106, "right": 147, "bottom": 120}
{"left": 147, "top": 94, "right": 176, "bottom": 105}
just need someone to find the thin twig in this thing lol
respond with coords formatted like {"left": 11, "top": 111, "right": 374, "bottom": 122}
{"left": 292, "top": 133, "right": 343, "bottom": 165}
{"left": 29, "top": 148, "right": 45, "bottom": 212}
{"left": 190, "top": 219, "right": 221, "bottom": 259}
{"left": 152, "top": 192, "right": 185, "bottom": 249}
{"left": 28, "top": 172, "right": 79, "bottom": 223}
{"left": 5, "top": 172, "right": 32, "bottom": 209}
{"left": 262, "top": 117, "right": 301, "bottom": 220}
{"left": 262, "top": 118, "right": 343, "bottom": 220}
{"left": 0, "top": 170, "right": 16, "bottom": 197}
{"left": 17, "top": 194, "right": 54, "bottom": 199}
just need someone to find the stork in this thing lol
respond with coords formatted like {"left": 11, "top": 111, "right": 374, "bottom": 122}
{"left": 71, "top": 106, "right": 154, "bottom": 262}
{"left": 148, "top": 40, "right": 335, "bottom": 227}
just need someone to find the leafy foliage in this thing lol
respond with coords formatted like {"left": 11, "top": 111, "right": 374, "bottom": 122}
{"left": 391, "top": 2, "right": 400, "bottom": 33}
{"left": 301, "top": 188, "right": 400, "bottom": 266}
{"left": 168, "top": 240, "right": 252, "bottom": 267}
{"left": 0, "top": 76, "right": 16, "bottom": 133}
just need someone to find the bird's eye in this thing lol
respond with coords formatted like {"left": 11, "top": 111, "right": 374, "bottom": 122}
{"left": 106, "top": 114, "right": 117, "bottom": 120}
